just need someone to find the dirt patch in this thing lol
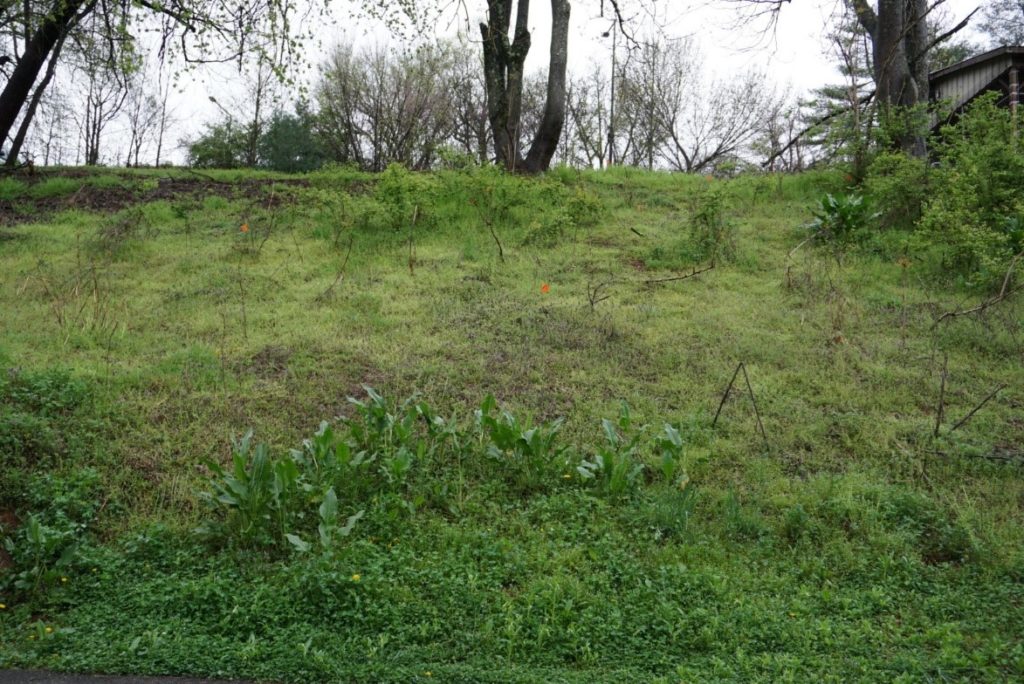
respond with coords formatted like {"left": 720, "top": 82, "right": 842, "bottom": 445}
{"left": 235, "top": 345, "right": 294, "bottom": 380}
{"left": 0, "top": 174, "right": 312, "bottom": 226}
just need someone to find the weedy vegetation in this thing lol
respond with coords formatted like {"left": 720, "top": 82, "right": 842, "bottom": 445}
{"left": 1, "top": 131, "right": 1023, "bottom": 682}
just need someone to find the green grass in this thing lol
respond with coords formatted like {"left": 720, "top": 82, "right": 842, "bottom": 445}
{"left": 0, "top": 165, "right": 1022, "bottom": 682}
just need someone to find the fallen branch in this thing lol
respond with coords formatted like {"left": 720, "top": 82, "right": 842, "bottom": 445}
{"left": 586, "top": 279, "right": 618, "bottom": 310}
{"left": 643, "top": 261, "right": 715, "bottom": 285}
{"left": 949, "top": 384, "right": 1007, "bottom": 433}
{"left": 932, "top": 251, "right": 1024, "bottom": 329}
{"left": 933, "top": 353, "right": 948, "bottom": 438}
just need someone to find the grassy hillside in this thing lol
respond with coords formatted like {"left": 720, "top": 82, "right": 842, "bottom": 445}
{"left": 0, "top": 165, "right": 1022, "bottom": 682}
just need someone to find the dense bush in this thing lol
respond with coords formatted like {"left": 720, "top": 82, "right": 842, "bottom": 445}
{"left": 864, "top": 150, "right": 930, "bottom": 230}
{"left": 918, "top": 94, "right": 1024, "bottom": 286}
{"left": 258, "top": 107, "right": 326, "bottom": 173}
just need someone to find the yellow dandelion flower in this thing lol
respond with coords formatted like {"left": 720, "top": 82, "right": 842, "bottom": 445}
{"left": 424, "top": 672, "right": 432, "bottom": 677}
{"left": 45, "top": 626, "right": 53, "bottom": 634}
{"left": 61, "top": 576, "right": 68, "bottom": 583}
{"left": 351, "top": 574, "right": 361, "bottom": 582}
{"left": 0, "top": 603, "right": 6, "bottom": 609}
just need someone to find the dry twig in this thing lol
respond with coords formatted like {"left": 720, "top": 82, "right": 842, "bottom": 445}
{"left": 932, "top": 251, "right": 1024, "bottom": 329}
{"left": 315, "top": 234, "right": 356, "bottom": 303}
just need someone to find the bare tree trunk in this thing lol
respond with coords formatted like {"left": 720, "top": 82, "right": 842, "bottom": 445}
{"left": 523, "top": 0, "right": 570, "bottom": 172}
{"left": 479, "top": 0, "right": 572, "bottom": 173}
{"left": 6, "top": 30, "right": 66, "bottom": 165}
{"left": 854, "top": 0, "right": 929, "bottom": 156}
{"left": 0, "top": 0, "right": 88, "bottom": 148}
{"left": 480, "top": 0, "right": 531, "bottom": 169}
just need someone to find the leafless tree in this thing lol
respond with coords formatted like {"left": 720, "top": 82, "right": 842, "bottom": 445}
{"left": 123, "top": 72, "right": 164, "bottom": 166}
{"left": 730, "top": 0, "right": 979, "bottom": 157}
{"left": 979, "top": 0, "right": 1024, "bottom": 48}
{"left": 622, "top": 38, "right": 782, "bottom": 173}
{"left": 68, "top": 19, "right": 132, "bottom": 166}
{"left": 316, "top": 40, "right": 489, "bottom": 170}
{"left": 567, "top": 62, "right": 610, "bottom": 168}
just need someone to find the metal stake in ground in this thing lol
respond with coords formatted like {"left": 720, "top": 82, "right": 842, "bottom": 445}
{"left": 712, "top": 362, "right": 769, "bottom": 447}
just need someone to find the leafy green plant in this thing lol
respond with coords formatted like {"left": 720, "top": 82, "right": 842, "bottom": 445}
{"left": 636, "top": 479, "right": 699, "bottom": 542}
{"left": 808, "top": 193, "right": 877, "bottom": 252}
{"left": 285, "top": 487, "right": 363, "bottom": 554}
{"left": 0, "top": 367, "right": 89, "bottom": 415}
{"left": 291, "top": 421, "right": 372, "bottom": 499}
{"left": 881, "top": 491, "right": 977, "bottom": 565}
{"left": 346, "top": 386, "right": 433, "bottom": 492}
{"left": 305, "top": 188, "right": 354, "bottom": 248}
{"left": 654, "top": 423, "right": 685, "bottom": 484}
{"left": 475, "top": 395, "right": 569, "bottom": 494}
{"left": 375, "top": 164, "right": 434, "bottom": 232}
{"left": 3, "top": 515, "right": 79, "bottom": 593}
{"left": 1, "top": 468, "right": 101, "bottom": 596}
{"left": 688, "top": 185, "right": 736, "bottom": 262}
{"left": 0, "top": 368, "right": 100, "bottom": 477}
{"left": 197, "top": 430, "right": 303, "bottom": 548}
{"left": 577, "top": 403, "right": 645, "bottom": 498}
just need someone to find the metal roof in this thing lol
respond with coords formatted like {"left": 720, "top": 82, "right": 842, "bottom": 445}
{"left": 930, "top": 45, "right": 1024, "bottom": 83}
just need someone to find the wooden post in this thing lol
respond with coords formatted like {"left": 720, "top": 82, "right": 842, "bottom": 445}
{"left": 1011, "top": 67, "right": 1020, "bottom": 139}
{"left": 1010, "top": 67, "right": 1019, "bottom": 116}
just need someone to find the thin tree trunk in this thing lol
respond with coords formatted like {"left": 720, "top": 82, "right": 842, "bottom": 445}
{"left": 0, "top": 0, "right": 87, "bottom": 148}
{"left": 6, "top": 30, "right": 66, "bottom": 165}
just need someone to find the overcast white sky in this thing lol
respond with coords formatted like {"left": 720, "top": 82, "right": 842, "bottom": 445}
{"left": 161, "top": 0, "right": 987, "bottom": 163}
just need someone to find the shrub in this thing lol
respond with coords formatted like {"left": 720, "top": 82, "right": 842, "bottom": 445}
{"left": 687, "top": 185, "right": 736, "bottom": 262}
{"left": 375, "top": 163, "right": 436, "bottom": 231}
{"left": 918, "top": 94, "right": 1024, "bottom": 286}
{"left": 864, "top": 150, "right": 930, "bottom": 230}
{"left": 197, "top": 430, "right": 306, "bottom": 548}
{"left": 807, "top": 192, "right": 877, "bottom": 255}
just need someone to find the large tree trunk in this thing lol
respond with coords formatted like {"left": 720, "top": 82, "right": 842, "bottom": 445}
{"left": 480, "top": 0, "right": 531, "bottom": 169}
{"left": 6, "top": 30, "right": 67, "bottom": 165}
{"left": 523, "top": 0, "right": 570, "bottom": 172}
{"left": 0, "top": 0, "right": 87, "bottom": 150}
{"left": 480, "top": 0, "right": 571, "bottom": 173}
{"left": 854, "top": 0, "right": 929, "bottom": 156}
